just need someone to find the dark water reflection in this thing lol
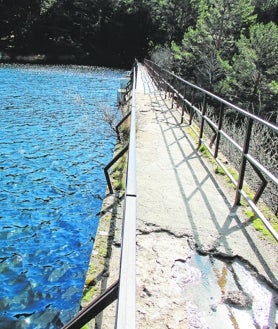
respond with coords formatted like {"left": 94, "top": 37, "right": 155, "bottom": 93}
{"left": 0, "top": 64, "right": 123, "bottom": 328}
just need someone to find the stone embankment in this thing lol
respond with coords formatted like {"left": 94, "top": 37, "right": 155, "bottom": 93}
{"left": 84, "top": 64, "right": 278, "bottom": 329}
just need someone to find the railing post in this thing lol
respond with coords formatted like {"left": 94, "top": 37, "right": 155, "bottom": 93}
{"left": 198, "top": 94, "right": 207, "bottom": 149}
{"left": 165, "top": 71, "right": 169, "bottom": 99}
{"left": 235, "top": 117, "right": 253, "bottom": 205}
{"left": 181, "top": 85, "right": 186, "bottom": 124}
{"left": 214, "top": 103, "right": 224, "bottom": 158}
{"left": 171, "top": 76, "right": 175, "bottom": 108}
{"left": 115, "top": 67, "right": 137, "bottom": 329}
{"left": 62, "top": 281, "right": 119, "bottom": 329}
{"left": 189, "top": 88, "right": 195, "bottom": 125}
{"left": 143, "top": 58, "right": 278, "bottom": 241}
{"left": 249, "top": 162, "right": 267, "bottom": 204}
{"left": 104, "top": 144, "right": 129, "bottom": 194}
{"left": 115, "top": 110, "right": 132, "bottom": 142}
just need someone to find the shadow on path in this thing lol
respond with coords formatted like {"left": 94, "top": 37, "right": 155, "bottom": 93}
{"left": 137, "top": 69, "right": 277, "bottom": 287}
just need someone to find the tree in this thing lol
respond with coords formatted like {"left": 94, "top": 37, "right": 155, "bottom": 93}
{"left": 159, "top": 0, "right": 197, "bottom": 44}
{"left": 31, "top": 0, "right": 116, "bottom": 62}
{"left": 227, "top": 22, "right": 278, "bottom": 120}
{"left": 94, "top": 0, "right": 165, "bottom": 66}
{"left": 254, "top": 0, "right": 278, "bottom": 24}
{"left": 171, "top": 0, "right": 256, "bottom": 90}
{"left": 0, "top": 0, "right": 41, "bottom": 51}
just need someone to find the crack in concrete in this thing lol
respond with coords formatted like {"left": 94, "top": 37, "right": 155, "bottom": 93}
{"left": 137, "top": 218, "right": 278, "bottom": 293}
{"left": 137, "top": 218, "right": 193, "bottom": 240}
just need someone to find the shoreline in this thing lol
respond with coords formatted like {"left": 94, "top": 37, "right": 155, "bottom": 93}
{"left": 0, "top": 52, "right": 129, "bottom": 69}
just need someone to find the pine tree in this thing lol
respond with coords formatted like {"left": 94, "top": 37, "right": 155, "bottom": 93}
{"left": 171, "top": 0, "right": 256, "bottom": 90}
{"left": 229, "top": 22, "right": 278, "bottom": 119}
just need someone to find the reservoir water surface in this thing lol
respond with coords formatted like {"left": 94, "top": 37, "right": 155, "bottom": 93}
{"left": 0, "top": 64, "right": 123, "bottom": 328}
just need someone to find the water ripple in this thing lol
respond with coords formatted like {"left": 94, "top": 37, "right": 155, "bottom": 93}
{"left": 0, "top": 64, "right": 123, "bottom": 328}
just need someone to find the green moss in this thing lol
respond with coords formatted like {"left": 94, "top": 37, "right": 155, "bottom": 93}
{"left": 253, "top": 218, "right": 273, "bottom": 239}
{"left": 184, "top": 119, "right": 278, "bottom": 242}
{"left": 111, "top": 152, "right": 127, "bottom": 192}
{"left": 115, "top": 180, "right": 125, "bottom": 191}
{"left": 228, "top": 167, "right": 239, "bottom": 181}
{"left": 244, "top": 209, "right": 278, "bottom": 241}
{"left": 199, "top": 144, "right": 211, "bottom": 159}
{"left": 83, "top": 286, "right": 96, "bottom": 302}
{"left": 215, "top": 166, "right": 225, "bottom": 175}
{"left": 244, "top": 209, "right": 257, "bottom": 220}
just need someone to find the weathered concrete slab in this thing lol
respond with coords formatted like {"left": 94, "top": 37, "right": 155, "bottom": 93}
{"left": 85, "top": 64, "right": 277, "bottom": 329}
{"left": 135, "top": 64, "right": 278, "bottom": 328}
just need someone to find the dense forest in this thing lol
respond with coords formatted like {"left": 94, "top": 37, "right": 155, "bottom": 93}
{"left": 0, "top": 0, "right": 278, "bottom": 120}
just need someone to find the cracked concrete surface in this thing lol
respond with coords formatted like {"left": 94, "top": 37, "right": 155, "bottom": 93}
{"left": 134, "top": 64, "right": 278, "bottom": 328}
{"left": 90, "top": 64, "right": 277, "bottom": 329}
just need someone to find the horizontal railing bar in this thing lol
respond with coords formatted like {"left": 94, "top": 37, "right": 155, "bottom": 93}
{"left": 245, "top": 153, "right": 278, "bottom": 186}
{"left": 115, "top": 196, "right": 136, "bottom": 328}
{"left": 219, "top": 130, "right": 243, "bottom": 153}
{"left": 201, "top": 133, "right": 278, "bottom": 241}
{"left": 116, "top": 110, "right": 131, "bottom": 131}
{"left": 203, "top": 115, "right": 218, "bottom": 131}
{"left": 240, "top": 190, "right": 278, "bottom": 242}
{"left": 125, "top": 85, "right": 137, "bottom": 197}
{"left": 144, "top": 60, "right": 278, "bottom": 133}
{"left": 192, "top": 105, "right": 202, "bottom": 116}
{"left": 62, "top": 280, "right": 119, "bottom": 329}
{"left": 167, "top": 81, "right": 277, "bottom": 188}
{"left": 63, "top": 62, "right": 138, "bottom": 329}
{"left": 145, "top": 58, "right": 278, "bottom": 240}
{"left": 104, "top": 144, "right": 129, "bottom": 194}
{"left": 115, "top": 65, "right": 137, "bottom": 329}
{"left": 215, "top": 157, "right": 238, "bottom": 187}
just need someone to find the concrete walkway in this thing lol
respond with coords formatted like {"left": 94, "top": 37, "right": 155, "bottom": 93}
{"left": 134, "top": 64, "right": 278, "bottom": 328}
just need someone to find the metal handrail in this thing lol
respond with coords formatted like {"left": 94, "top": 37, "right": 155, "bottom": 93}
{"left": 62, "top": 280, "right": 119, "bottom": 329}
{"left": 115, "top": 62, "right": 137, "bottom": 329}
{"left": 144, "top": 59, "right": 278, "bottom": 241}
{"left": 62, "top": 63, "right": 137, "bottom": 328}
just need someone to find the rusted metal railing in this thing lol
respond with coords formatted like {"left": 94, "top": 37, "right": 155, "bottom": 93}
{"left": 144, "top": 59, "right": 278, "bottom": 242}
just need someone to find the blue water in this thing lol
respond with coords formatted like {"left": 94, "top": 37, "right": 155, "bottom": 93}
{"left": 0, "top": 64, "right": 123, "bottom": 328}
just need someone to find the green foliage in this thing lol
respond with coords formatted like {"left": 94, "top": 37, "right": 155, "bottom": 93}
{"left": 227, "top": 22, "right": 278, "bottom": 117}
{"left": 199, "top": 144, "right": 214, "bottom": 161}
{"left": 0, "top": 0, "right": 164, "bottom": 67}
{"left": 40, "top": 0, "right": 57, "bottom": 13}
{"left": 215, "top": 166, "right": 225, "bottom": 175}
{"left": 171, "top": 0, "right": 257, "bottom": 89}
{"left": 169, "top": 0, "right": 278, "bottom": 121}
{"left": 171, "top": 42, "right": 183, "bottom": 61}
{"left": 0, "top": 0, "right": 41, "bottom": 50}
{"left": 269, "top": 81, "right": 278, "bottom": 95}
{"left": 111, "top": 148, "right": 127, "bottom": 191}
{"left": 254, "top": 0, "right": 278, "bottom": 24}
{"left": 250, "top": 215, "right": 278, "bottom": 241}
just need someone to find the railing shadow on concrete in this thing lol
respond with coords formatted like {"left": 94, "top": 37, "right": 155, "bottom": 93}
{"left": 144, "top": 59, "right": 278, "bottom": 242}
{"left": 62, "top": 63, "right": 137, "bottom": 329}
{"left": 146, "top": 88, "right": 278, "bottom": 287}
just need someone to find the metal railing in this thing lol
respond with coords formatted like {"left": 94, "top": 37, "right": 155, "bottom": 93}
{"left": 144, "top": 59, "right": 278, "bottom": 242}
{"left": 62, "top": 63, "right": 137, "bottom": 328}
{"left": 115, "top": 62, "right": 137, "bottom": 329}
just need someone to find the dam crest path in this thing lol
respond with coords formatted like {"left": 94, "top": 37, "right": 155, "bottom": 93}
{"left": 94, "top": 63, "right": 278, "bottom": 329}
